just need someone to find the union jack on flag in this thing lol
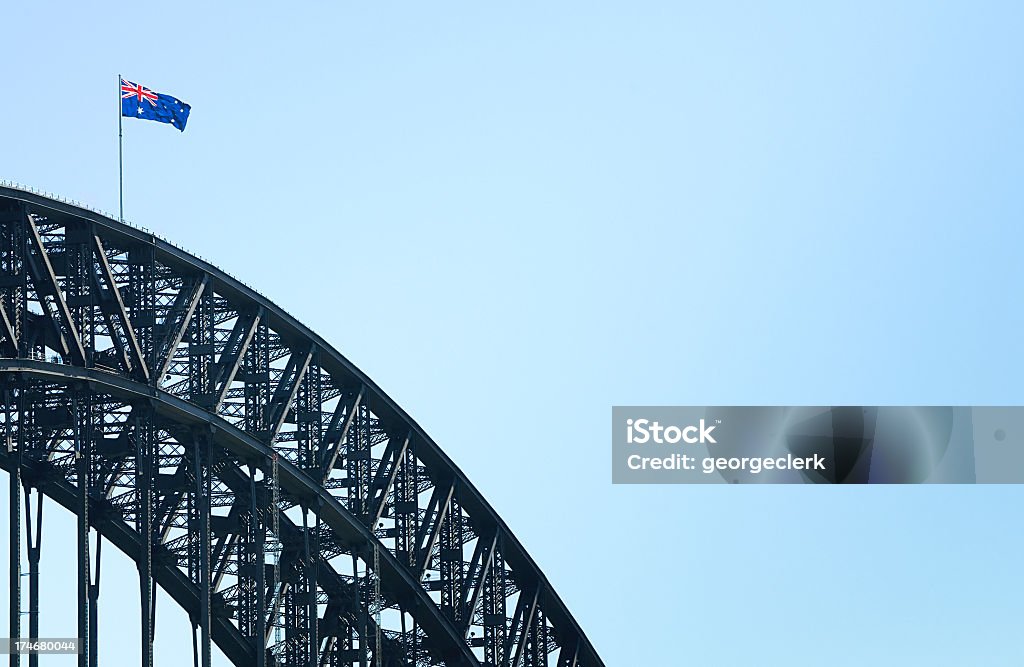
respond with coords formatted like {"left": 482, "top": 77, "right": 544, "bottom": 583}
{"left": 120, "top": 78, "right": 190, "bottom": 132}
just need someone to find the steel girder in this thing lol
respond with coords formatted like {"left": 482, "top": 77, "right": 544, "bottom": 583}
{"left": 0, "top": 187, "right": 603, "bottom": 667}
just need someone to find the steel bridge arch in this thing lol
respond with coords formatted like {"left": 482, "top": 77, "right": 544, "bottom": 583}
{"left": 0, "top": 186, "right": 603, "bottom": 667}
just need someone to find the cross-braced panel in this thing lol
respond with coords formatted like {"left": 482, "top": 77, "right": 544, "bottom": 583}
{"left": 0, "top": 186, "right": 603, "bottom": 667}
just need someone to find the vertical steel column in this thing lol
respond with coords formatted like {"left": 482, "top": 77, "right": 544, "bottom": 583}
{"left": 24, "top": 487, "right": 42, "bottom": 667}
{"left": 194, "top": 436, "right": 212, "bottom": 667}
{"left": 269, "top": 453, "right": 281, "bottom": 654}
{"left": 353, "top": 553, "right": 367, "bottom": 667}
{"left": 89, "top": 537, "right": 101, "bottom": 667}
{"left": 300, "top": 508, "right": 310, "bottom": 667}
{"left": 248, "top": 463, "right": 266, "bottom": 667}
{"left": 76, "top": 396, "right": 91, "bottom": 667}
{"left": 440, "top": 492, "right": 463, "bottom": 625}
{"left": 557, "top": 641, "right": 579, "bottom": 667}
{"left": 529, "top": 607, "right": 547, "bottom": 667}
{"left": 136, "top": 414, "right": 154, "bottom": 667}
{"left": 307, "top": 503, "right": 319, "bottom": 667}
{"left": 7, "top": 384, "right": 21, "bottom": 667}
{"left": 372, "top": 543, "right": 380, "bottom": 667}
{"left": 482, "top": 544, "right": 506, "bottom": 667}
{"left": 8, "top": 447, "right": 21, "bottom": 667}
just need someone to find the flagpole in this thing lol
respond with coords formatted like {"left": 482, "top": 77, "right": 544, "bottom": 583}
{"left": 118, "top": 74, "right": 124, "bottom": 223}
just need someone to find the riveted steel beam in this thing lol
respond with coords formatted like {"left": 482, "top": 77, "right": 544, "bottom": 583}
{"left": 319, "top": 387, "right": 363, "bottom": 484}
{"left": 211, "top": 308, "right": 261, "bottom": 411}
{"left": 0, "top": 187, "right": 606, "bottom": 667}
{"left": 0, "top": 302, "right": 16, "bottom": 356}
{"left": 264, "top": 345, "right": 313, "bottom": 444}
{"left": 154, "top": 275, "right": 209, "bottom": 383}
{"left": 92, "top": 234, "right": 149, "bottom": 381}
{"left": 0, "top": 363, "right": 479, "bottom": 666}
{"left": 24, "top": 212, "right": 86, "bottom": 364}
{"left": 415, "top": 480, "right": 455, "bottom": 579}
{"left": 368, "top": 432, "right": 409, "bottom": 528}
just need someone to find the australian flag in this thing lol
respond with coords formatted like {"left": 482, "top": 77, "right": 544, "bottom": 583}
{"left": 120, "top": 78, "right": 190, "bottom": 132}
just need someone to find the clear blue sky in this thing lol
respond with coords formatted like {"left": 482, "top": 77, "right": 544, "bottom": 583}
{"left": 2, "top": 2, "right": 1023, "bottom": 665}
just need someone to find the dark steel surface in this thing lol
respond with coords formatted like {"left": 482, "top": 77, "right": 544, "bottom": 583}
{"left": 0, "top": 187, "right": 602, "bottom": 667}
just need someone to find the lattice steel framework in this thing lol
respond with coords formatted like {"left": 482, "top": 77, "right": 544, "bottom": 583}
{"left": 0, "top": 186, "right": 603, "bottom": 667}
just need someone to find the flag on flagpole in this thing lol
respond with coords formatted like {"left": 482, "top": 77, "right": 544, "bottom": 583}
{"left": 120, "top": 78, "right": 191, "bottom": 131}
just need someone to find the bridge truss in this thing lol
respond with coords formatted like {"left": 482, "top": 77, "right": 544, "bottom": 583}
{"left": 0, "top": 186, "right": 603, "bottom": 667}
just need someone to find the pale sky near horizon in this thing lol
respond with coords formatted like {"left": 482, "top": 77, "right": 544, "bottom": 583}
{"left": 2, "top": 2, "right": 1024, "bottom": 665}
